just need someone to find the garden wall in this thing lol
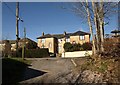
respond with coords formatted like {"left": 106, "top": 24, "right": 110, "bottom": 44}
{"left": 62, "top": 50, "right": 92, "bottom": 58}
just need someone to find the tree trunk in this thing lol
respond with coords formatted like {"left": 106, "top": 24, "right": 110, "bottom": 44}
{"left": 92, "top": 1, "right": 101, "bottom": 53}
{"left": 99, "top": 1, "right": 104, "bottom": 52}
{"left": 86, "top": 0, "right": 96, "bottom": 54}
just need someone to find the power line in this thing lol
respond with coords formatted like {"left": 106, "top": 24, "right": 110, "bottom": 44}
{"left": 3, "top": 2, "right": 16, "bottom": 17}
{"left": 4, "top": 2, "right": 27, "bottom": 36}
{"left": 3, "top": 2, "right": 24, "bottom": 22}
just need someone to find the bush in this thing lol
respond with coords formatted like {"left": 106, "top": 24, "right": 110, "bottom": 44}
{"left": 64, "top": 42, "right": 81, "bottom": 52}
{"left": 64, "top": 42, "right": 73, "bottom": 52}
{"left": 73, "top": 43, "right": 81, "bottom": 51}
{"left": 64, "top": 42, "right": 92, "bottom": 52}
{"left": 25, "top": 41, "right": 37, "bottom": 49}
{"left": 11, "top": 48, "right": 49, "bottom": 58}
{"left": 103, "top": 38, "right": 120, "bottom": 57}
{"left": 10, "top": 48, "right": 22, "bottom": 57}
{"left": 82, "top": 42, "right": 92, "bottom": 50}
{"left": 25, "top": 48, "right": 49, "bottom": 58}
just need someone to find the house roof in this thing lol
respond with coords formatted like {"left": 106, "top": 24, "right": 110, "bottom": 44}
{"left": 0, "top": 40, "right": 16, "bottom": 44}
{"left": 52, "top": 34, "right": 64, "bottom": 39}
{"left": 0, "top": 38, "right": 37, "bottom": 44}
{"left": 111, "top": 30, "right": 120, "bottom": 33}
{"left": 37, "top": 34, "right": 54, "bottom": 39}
{"left": 37, "top": 31, "right": 90, "bottom": 39}
{"left": 52, "top": 33, "right": 73, "bottom": 39}
{"left": 37, "top": 33, "right": 72, "bottom": 39}
{"left": 19, "top": 38, "right": 37, "bottom": 43}
{"left": 71, "top": 31, "right": 90, "bottom": 36}
{"left": 9, "top": 40, "right": 16, "bottom": 44}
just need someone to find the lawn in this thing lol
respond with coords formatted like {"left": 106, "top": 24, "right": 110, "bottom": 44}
{"left": 2, "top": 58, "right": 31, "bottom": 85}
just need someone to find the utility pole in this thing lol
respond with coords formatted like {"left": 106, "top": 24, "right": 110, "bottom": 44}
{"left": 16, "top": 2, "right": 19, "bottom": 57}
{"left": 22, "top": 28, "right": 26, "bottom": 59}
{"left": 24, "top": 28, "right": 26, "bottom": 40}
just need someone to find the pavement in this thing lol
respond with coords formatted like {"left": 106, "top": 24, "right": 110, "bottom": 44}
{"left": 19, "top": 58, "right": 85, "bottom": 84}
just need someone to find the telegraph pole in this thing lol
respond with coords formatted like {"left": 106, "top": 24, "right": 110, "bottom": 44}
{"left": 22, "top": 28, "right": 26, "bottom": 59}
{"left": 16, "top": 2, "right": 19, "bottom": 57}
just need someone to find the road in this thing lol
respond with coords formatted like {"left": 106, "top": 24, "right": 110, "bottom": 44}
{"left": 19, "top": 58, "right": 84, "bottom": 84}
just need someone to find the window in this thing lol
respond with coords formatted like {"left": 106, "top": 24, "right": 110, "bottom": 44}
{"left": 72, "top": 41, "right": 76, "bottom": 44}
{"left": 41, "top": 39, "right": 45, "bottom": 43}
{"left": 41, "top": 44, "right": 45, "bottom": 48}
{"left": 66, "top": 38, "right": 70, "bottom": 42}
{"left": 80, "top": 35, "right": 85, "bottom": 40}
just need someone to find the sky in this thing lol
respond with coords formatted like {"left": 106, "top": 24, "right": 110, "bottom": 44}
{"left": 2, "top": 2, "right": 118, "bottom": 42}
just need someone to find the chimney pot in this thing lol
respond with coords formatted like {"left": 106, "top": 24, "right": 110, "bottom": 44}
{"left": 42, "top": 32, "right": 44, "bottom": 36}
{"left": 64, "top": 31, "right": 66, "bottom": 35}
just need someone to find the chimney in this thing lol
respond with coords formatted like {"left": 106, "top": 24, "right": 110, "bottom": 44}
{"left": 64, "top": 31, "right": 66, "bottom": 35}
{"left": 42, "top": 32, "right": 44, "bottom": 36}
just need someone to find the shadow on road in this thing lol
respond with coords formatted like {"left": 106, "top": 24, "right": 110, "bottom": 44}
{"left": 2, "top": 58, "right": 47, "bottom": 85}
{"left": 22, "top": 67, "right": 47, "bottom": 81}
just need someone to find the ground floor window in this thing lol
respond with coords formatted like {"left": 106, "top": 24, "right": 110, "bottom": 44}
{"left": 72, "top": 41, "right": 76, "bottom": 44}
{"left": 41, "top": 44, "right": 45, "bottom": 48}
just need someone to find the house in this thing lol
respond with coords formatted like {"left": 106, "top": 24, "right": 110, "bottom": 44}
{"left": 0, "top": 40, "right": 12, "bottom": 57}
{"left": 0, "top": 40, "right": 17, "bottom": 51}
{"left": 0, "top": 38, "right": 37, "bottom": 52}
{"left": 37, "top": 33, "right": 58, "bottom": 54}
{"left": 111, "top": 29, "right": 120, "bottom": 37}
{"left": 18, "top": 38, "right": 37, "bottom": 49}
{"left": 37, "top": 30, "right": 90, "bottom": 54}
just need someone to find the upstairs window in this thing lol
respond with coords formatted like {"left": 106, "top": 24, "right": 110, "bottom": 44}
{"left": 80, "top": 35, "right": 85, "bottom": 40}
{"left": 66, "top": 38, "right": 70, "bottom": 42}
{"left": 41, "top": 39, "right": 45, "bottom": 43}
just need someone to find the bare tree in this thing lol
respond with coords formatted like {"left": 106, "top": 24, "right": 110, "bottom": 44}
{"left": 86, "top": 0, "right": 96, "bottom": 54}
{"left": 66, "top": 1, "right": 118, "bottom": 54}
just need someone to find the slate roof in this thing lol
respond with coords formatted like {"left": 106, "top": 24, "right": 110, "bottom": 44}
{"left": 71, "top": 31, "right": 90, "bottom": 36}
{"left": 111, "top": 30, "right": 120, "bottom": 33}
{"left": 0, "top": 40, "right": 16, "bottom": 44}
{"left": 37, "top": 31, "right": 90, "bottom": 39}
{"left": 0, "top": 38, "right": 37, "bottom": 44}
{"left": 19, "top": 38, "right": 37, "bottom": 43}
{"left": 37, "top": 34, "right": 55, "bottom": 39}
{"left": 52, "top": 33, "right": 72, "bottom": 39}
{"left": 9, "top": 40, "right": 16, "bottom": 44}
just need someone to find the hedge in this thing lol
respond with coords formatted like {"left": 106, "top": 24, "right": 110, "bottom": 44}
{"left": 64, "top": 42, "right": 81, "bottom": 52}
{"left": 11, "top": 48, "right": 49, "bottom": 58}
{"left": 82, "top": 42, "right": 92, "bottom": 50}
{"left": 64, "top": 42, "right": 92, "bottom": 52}
{"left": 25, "top": 48, "right": 49, "bottom": 58}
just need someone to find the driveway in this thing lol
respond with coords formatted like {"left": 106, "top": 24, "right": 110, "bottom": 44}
{"left": 19, "top": 58, "right": 82, "bottom": 84}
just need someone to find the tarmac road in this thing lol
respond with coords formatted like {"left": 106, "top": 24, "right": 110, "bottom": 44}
{"left": 20, "top": 58, "right": 81, "bottom": 84}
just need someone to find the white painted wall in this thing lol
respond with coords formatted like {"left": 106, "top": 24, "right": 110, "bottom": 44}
{"left": 62, "top": 50, "right": 92, "bottom": 58}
